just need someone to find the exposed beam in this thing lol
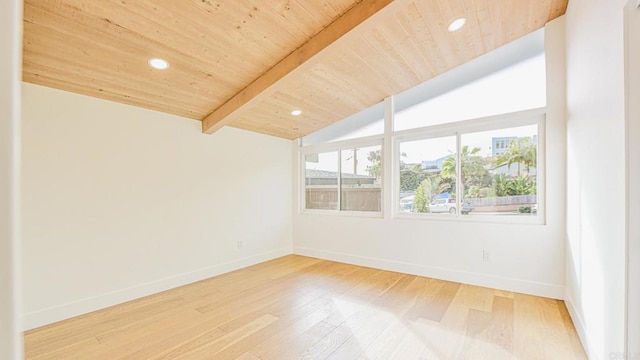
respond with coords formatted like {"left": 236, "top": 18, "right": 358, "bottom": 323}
{"left": 201, "top": 0, "right": 398, "bottom": 134}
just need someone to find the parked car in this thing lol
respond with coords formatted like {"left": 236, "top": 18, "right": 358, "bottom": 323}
{"left": 400, "top": 201, "right": 414, "bottom": 212}
{"left": 399, "top": 195, "right": 415, "bottom": 213}
{"left": 429, "top": 198, "right": 473, "bottom": 214}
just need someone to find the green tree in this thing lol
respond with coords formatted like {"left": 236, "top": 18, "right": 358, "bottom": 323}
{"left": 413, "top": 175, "right": 450, "bottom": 213}
{"left": 493, "top": 173, "right": 509, "bottom": 197}
{"left": 496, "top": 137, "right": 537, "bottom": 176}
{"left": 493, "top": 173, "right": 536, "bottom": 196}
{"left": 414, "top": 181, "right": 429, "bottom": 213}
{"left": 506, "top": 175, "right": 537, "bottom": 195}
{"left": 400, "top": 164, "right": 429, "bottom": 191}
{"left": 366, "top": 150, "right": 432, "bottom": 191}
{"left": 366, "top": 150, "right": 382, "bottom": 179}
{"left": 441, "top": 146, "right": 489, "bottom": 197}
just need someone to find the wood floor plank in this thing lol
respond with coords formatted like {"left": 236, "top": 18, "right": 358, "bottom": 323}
{"left": 234, "top": 352, "right": 262, "bottom": 360}
{"left": 419, "top": 281, "right": 461, "bottom": 322}
{"left": 461, "top": 295, "right": 514, "bottom": 359}
{"left": 29, "top": 337, "right": 101, "bottom": 360}
{"left": 151, "top": 313, "right": 279, "bottom": 360}
{"left": 515, "top": 293, "right": 555, "bottom": 360}
{"left": 254, "top": 320, "right": 337, "bottom": 360}
{"left": 387, "top": 325, "right": 428, "bottom": 360}
{"left": 23, "top": 255, "right": 587, "bottom": 360}
{"left": 558, "top": 300, "right": 588, "bottom": 358}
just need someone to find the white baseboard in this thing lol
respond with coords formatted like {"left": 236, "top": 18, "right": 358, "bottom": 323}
{"left": 294, "top": 246, "right": 564, "bottom": 299}
{"left": 564, "top": 294, "right": 595, "bottom": 359}
{"left": 22, "top": 247, "right": 292, "bottom": 331}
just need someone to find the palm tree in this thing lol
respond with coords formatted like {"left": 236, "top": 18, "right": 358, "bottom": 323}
{"left": 496, "top": 138, "right": 537, "bottom": 176}
{"left": 520, "top": 138, "right": 537, "bottom": 172}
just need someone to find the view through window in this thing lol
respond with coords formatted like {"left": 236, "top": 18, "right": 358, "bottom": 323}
{"left": 399, "top": 136, "right": 458, "bottom": 215}
{"left": 304, "top": 145, "right": 382, "bottom": 212}
{"left": 461, "top": 125, "right": 538, "bottom": 216}
{"left": 398, "top": 124, "right": 538, "bottom": 217}
{"left": 304, "top": 152, "right": 338, "bottom": 210}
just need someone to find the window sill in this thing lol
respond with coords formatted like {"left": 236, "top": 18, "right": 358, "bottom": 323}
{"left": 300, "top": 209, "right": 383, "bottom": 218}
{"left": 393, "top": 212, "right": 545, "bottom": 225}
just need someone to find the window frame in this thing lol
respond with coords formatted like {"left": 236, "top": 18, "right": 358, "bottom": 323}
{"left": 299, "top": 134, "right": 384, "bottom": 217}
{"left": 391, "top": 107, "right": 546, "bottom": 225}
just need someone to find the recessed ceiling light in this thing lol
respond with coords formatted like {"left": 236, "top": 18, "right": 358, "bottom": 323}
{"left": 291, "top": 110, "right": 302, "bottom": 116}
{"left": 447, "top": 18, "right": 466, "bottom": 32}
{"left": 148, "top": 58, "right": 169, "bottom": 70}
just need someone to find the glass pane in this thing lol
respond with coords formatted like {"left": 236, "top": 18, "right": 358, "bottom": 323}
{"left": 330, "top": 118, "right": 384, "bottom": 142}
{"left": 460, "top": 125, "right": 538, "bottom": 216}
{"left": 341, "top": 146, "right": 382, "bottom": 212}
{"left": 302, "top": 102, "right": 384, "bottom": 145}
{"left": 305, "top": 151, "right": 338, "bottom": 210}
{"left": 394, "top": 54, "right": 546, "bottom": 131}
{"left": 399, "top": 136, "right": 457, "bottom": 215}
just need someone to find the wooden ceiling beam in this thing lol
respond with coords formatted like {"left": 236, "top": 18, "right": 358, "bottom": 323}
{"left": 201, "top": 0, "right": 404, "bottom": 134}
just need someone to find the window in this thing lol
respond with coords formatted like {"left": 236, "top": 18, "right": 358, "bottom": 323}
{"left": 394, "top": 54, "right": 546, "bottom": 131}
{"left": 399, "top": 136, "right": 457, "bottom": 214}
{"left": 304, "top": 151, "right": 339, "bottom": 210}
{"left": 341, "top": 146, "right": 382, "bottom": 212}
{"left": 461, "top": 125, "right": 538, "bottom": 216}
{"left": 301, "top": 102, "right": 384, "bottom": 145}
{"left": 303, "top": 144, "right": 382, "bottom": 213}
{"left": 395, "top": 115, "right": 542, "bottom": 219}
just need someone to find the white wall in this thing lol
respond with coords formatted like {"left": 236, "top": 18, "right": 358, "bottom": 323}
{"left": 565, "top": 0, "right": 628, "bottom": 358}
{"left": 21, "top": 83, "right": 293, "bottom": 330}
{"left": 292, "top": 20, "right": 567, "bottom": 300}
{"left": 626, "top": 1, "right": 640, "bottom": 357}
{"left": 0, "top": 0, "right": 22, "bottom": 358}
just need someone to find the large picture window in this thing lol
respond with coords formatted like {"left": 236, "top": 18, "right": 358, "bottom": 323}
{"left": 395, "top": 114, "right": 542, "bottom": 219}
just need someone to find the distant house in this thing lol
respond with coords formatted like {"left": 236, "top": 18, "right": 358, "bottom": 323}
{"left": 492, "top": 135, "right": 538, "bottom": 176}
{"left": 421, "top": 154, "right": 453, "bottom": 173}
{"left": 492, "top": 137, "right": 517, "bottom": 156}
{"left": 492, "top": 135, "right": 538, "bottom": 156}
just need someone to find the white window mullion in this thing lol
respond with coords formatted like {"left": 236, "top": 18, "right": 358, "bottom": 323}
{"left": 337, "top": 150, "right": 342, "bottom": 211}
{"left": 456, "top": 132, "right": 462, "bottom": 216}
{"left": 383, "top": 96, "right": 394, "bottom": 219}
{"left": 299, "top": 142, "right": 305, "bottom": 213}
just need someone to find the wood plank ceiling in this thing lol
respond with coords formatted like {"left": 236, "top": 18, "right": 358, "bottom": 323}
{"left": 23, "top": 0, "right": 567, "bottom": 140}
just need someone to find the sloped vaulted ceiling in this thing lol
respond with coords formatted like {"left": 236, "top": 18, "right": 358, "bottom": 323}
{"left": 23, "top": 0, "right": 567, "bottom": 139}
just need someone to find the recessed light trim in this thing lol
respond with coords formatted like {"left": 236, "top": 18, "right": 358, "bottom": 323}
{"left": 148, "top": 58, "right": 170, "bottom": 70}
{"left": 447, "top": 17, "right": 466, "bottom": 32}
{"left": 291, "top": 110, "right": 302, "bottom": 116}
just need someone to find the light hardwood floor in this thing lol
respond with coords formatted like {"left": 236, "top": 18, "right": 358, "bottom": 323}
{"left": 24, "top": 255, "right": 586, "bottom": 359}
